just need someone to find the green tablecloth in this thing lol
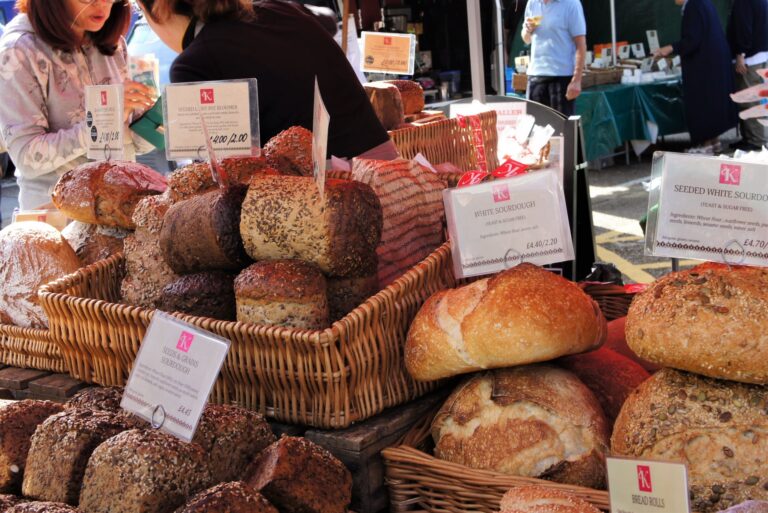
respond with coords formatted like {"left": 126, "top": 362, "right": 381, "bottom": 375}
{"left": 576, "top": 79, "right": 687, "bottom": 162}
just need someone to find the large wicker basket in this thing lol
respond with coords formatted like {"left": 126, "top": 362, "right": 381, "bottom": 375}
{"left": 0, "top": 323, "right": 67, "bottom": 373}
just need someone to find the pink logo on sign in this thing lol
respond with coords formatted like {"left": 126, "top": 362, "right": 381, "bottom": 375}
{"left": 384, "top": 36, "right": 392, "bottom": 45}
{"left": 720, "top": 164, "right": 741, "bottom": 185}
{"left": 492, "top": 184, "right": 511, "bottom": 203}
{"left": 100, "top": 90, "right": 107, "bottom": 106}
{"left": 176, "top": 331, "right": 194, "bottom": 353}
{"left": 637, "top": 465, "right": 652, "bottom": 493}
{"left": 200, "top": 88, "right": 215, "bottom": 104}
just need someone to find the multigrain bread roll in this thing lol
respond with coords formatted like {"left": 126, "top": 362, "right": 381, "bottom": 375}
{"left": 612, "top": 369, "right": 768, "bottom": 513}
{"left": 0, "top": 400, "right": 64, "bottom": 493}
{"left": 0, "top": 222, "right": 81, "bottom": 328}
{"left": 717, "top": 502, "right": 768, "bottom": 513}
{"left": 384, "top": 80, "right": 425, "bottom": 115}
{"left": 405, "top": 264, "right": 606, "bottom": 381}
{"left": 61, "top": 222, "right": 129, "bottom": 266}
{"left": 160, "top": 186, "right": 250, "bottom": 274}
{"left": 0, "top": 495, "right": 26, "bottom": 510}
{"left": 326, "top": 272, "right": 379, "bottom": 322}
{"left": 240, "top": 175, "right": 382, "bottom": 278}
{"left": 363, "top": 82, "right": 405, "bottom": 130}
{"left": 235, "top": 261, "right": 329, "bottom": 329}
{"left": 52, "top": 160, "right": 166, "bottom": 229}
{"left": 262, "top": 126, "right": 312, "bottom": 177}
{"left": 192, "top": 405, "right": 276, "bottom": 484}
{"left": 498, "top": 486, "right": 602, "bottom": 513}
{"left": 165, "top": 157, "right": 275, "bottom": 203}
{"left": 158, "top": 272, "right": 236, "bottom": 321}
{"left": 626, "top": 263, "right": 768, "bottom": 383}
{"left": 65, "top": 387, "right": 123, "bottom": 412}
{"left": 79, "top": 429, "right": 211, "bottom": 513}
{"left": 22, "top": 409, "right": 140, "bottom": 504}
{"left": 246, "top": 437, "right": 352, "bottom": 513}
{"left": 175, "top": 482, "right": 278, "bottom": 513}
{"left": 6, "top": 502, "right": 80, "bottom": 513}
{"left": 432, "top": 365, "right": 609, "bottom": 489}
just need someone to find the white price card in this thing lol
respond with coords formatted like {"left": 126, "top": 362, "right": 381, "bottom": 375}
{"left": 312, "top": 77, "right": 330, "bottom": 201}
{"left": 121, "top": 312, "right": 230, "bottom": 442}
{"left": 606, "top": 457, "right": 690, "bottom": 513}
{"left": 632, "top": 43, "right": 647, "bottom": 59}
{"left": 646, "top": 30, "right": 660, "bottom": 53}
{"left": 585, "top": 51, "right": 594, "bottom": 65}
{"left": 163, "top": 79, "right": 259, "bottom": 161}
{"left": 672, "top": 56, "right": 681, "bottom": 68}
{"left": 444, "top": 170, "right": 574, "bottom": 279}
{"left": 360, "top": 32, "right": 416, "bottom": 75}
{"left": 85, "top": 84, "right": 124, "bottom": 160}
{"left": 619, "top": 45, "right": 631, "bottom": 60}
{"left": 645, "top": 152, "right": 768, "bottom": 267}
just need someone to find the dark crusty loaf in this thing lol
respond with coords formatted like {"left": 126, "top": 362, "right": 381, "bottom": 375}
{"left": 262, "top": 126, "right": 312, "bottom": 177}
{"left": 61, "top": 222, "right": 129, "bottom": 266}
{"left": 240, "top": 175, "right": 382, "bottom": 277}
{"left": 6, "top": 502, "right": 80, "bottom": 513}
{"left": 363, "top": 82, "right": 404, "bottom": 130}
{"left": 79, "top": 429, "right": 211, "bottom": 513}
{"left": 246, "top": 436, "right": 352, "bottom": 513}
{"left": 160, "top": 186, "right": 250, "bottom": 274}
{"left": 65, "top": 387, "right": 123, "bottom": 412}
{"left": 165, "top": 157, "right": 276, "bottom": 203}
{"left": 174, "top": 482, "right": 278, "bottom": 513}
{"left": 326, "top": 272, "right": 379, "bottom": 322}
{"left": 235, "top": 260, "right": 329, "bottom": 329}
{"left": 192, "top": 405, "right": 276, "bottom": 484}
{"left": 0, "top": 400, "right": 64, "bottom": 493}
{"left": 612, "top": 369, "right": 768, "bottom": 513}
{"left": 384, "top": 80, "right": 425, "bottom": 115}
{"left": 158, "top": 272, "right": 236, "bottom": 321}
{"left": 0, "top": 494, "right": 26, "bottom": 511}
{"left": 22, "top": 409, "right": 140, "bottom": 505}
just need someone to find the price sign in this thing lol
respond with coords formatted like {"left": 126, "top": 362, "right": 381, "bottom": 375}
{"left": 121, "top": 312, "right": 230, "bottom": 442}
{"left": 619, "top": 45, "right": 631, "bottom": 60}
{"left": 646, "top": 30, "right": 660, "bottom": 53}
{"left": 645, "top": 152, "right": 768, "bottom": 267}
{"left": 312, "top": 77, "right": 330, "bottom": 201}
{"left": 360, "top": 32, "right": 416, "bottom": 75}
{"left": 606, "top": 457, "right": 690, "bottom": 513}
{"left": 85, "top": 84, "right": 124, "bottom": 160}
{"left": 163, "top": 79, "right": 259, "bottom": 161}
{"left": 444, "top": 170, "right": 574, "bottom": 279}
{"left": 632, "top": 43, "right": 647, "bottom": 59}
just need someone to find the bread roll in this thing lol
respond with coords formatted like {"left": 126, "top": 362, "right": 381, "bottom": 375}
{"left": 612, "top": 369, "right": 768, "bottom": 513}
{"left": 165, "top": 156, "right": 275, "bottom": 203}
{"left": 363, "top": 82, "right": 405, "bottom": 130}
{"left": 0, "top": 494, "right": 26, "bottom": 510}
{"left": 717, "top": 502, "right": 768, "bottom": 513}
{"left": 0, "top": 222, "right": 81, "bottom": 329}
{"left": 327, "top": 272, "right": 379, "bottom": 322}
{"left": 158, "top": 272, "right": 236, "bottom": 321}
{"left": 240, "top": 175, "right": 382, "bottom": 277}
{"left": 65, "top": 387, "right": 123, "bottom": 412}
{"left": 235, "top": 260, "right": 329, "bottom": 329}
{"left": 176, "top": 482, "right": 278, "bottom": 513}
{"left": 263, "top": 126, "right": 312, "bottom": 177}
{"left": 6, "top": 503, "right": 80, "bottom": 513}
{"left": 499, "top": 486, "right": 602, "bottom": 513}
{"left": 52, "top": 160, "right": 166, "bottom": 229}
{"left": 61, "top": 221, "right": 128, "bottom": 266}
{"left": 432, "top": 365, "right": 609, "bottom": 489}
{"left": 626, "top": 263, "right": 768, "bottom": 383}
{"left": 384, "top": 80, "right": 425, "bottom": 115}
{"left": 405, "top": 263, "right": 606, "bottom": 381}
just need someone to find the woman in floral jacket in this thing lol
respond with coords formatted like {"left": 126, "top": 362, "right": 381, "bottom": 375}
{"left": 0, "top": 0, "right": 154, "bottom": 209}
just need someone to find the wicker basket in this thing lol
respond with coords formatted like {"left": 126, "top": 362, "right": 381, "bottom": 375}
{"left": 0, "top": 323, "right": 67, "bottom": 373}
{"left": 579, "top": 283, "right": 637, "bottom": 321}
{"left": 383, "top": 409, "right": 610, "bottom": 513}
{"left": 39, "top": 243, "right": 459, "bottom": 428}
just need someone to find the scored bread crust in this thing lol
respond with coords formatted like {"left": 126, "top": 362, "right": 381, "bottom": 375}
{"left": 499, "top": 485, "right": 602, "bottom": 513}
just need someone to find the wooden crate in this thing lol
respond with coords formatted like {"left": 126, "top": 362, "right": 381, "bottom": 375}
{"left": 512, "top": 73, "right": 528, "bottom": 92}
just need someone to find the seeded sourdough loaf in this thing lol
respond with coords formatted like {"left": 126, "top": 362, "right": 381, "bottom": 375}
{"left": 0, "top": 494, "right": 26, "bottom": 510}
{"left": 165, "top": 157, "right": 275, "bottom": 203}
{"left": 262, "top": 127, "right": 312, "bottom": 177}
{"left": 498, "top": 486, "right": 602, "bottom": 513}
{"left": 158, "top": 272, "right": 237, "bottom": 321}
{"left": 6, "top": 502, "right": 80, "bottom": 513}
{"left": 626, "top": 263, "right": 768, "bottom": 383}
{"left": 612, "top": 369, "right": 768, "bottom": 513}
{"left": 0, "top": 400, "right": 64, "bottom": 493}
{"left": 717, "top": 502, "right": 768, "bottom": 513}
{"left": 65, "top": 387, "right": 124, "bottom": 412}
{"left": 174, "top": 482, "right": 278, "bottom": 513}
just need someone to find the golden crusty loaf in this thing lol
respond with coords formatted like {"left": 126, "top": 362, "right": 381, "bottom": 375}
{"left": 175, "top": 482, "right": 278, "bottom": 513}
{"left": 165, "top": 156, "right": 276, "bottom": 203}
{"left": 498, "top": 486, "right": 602, "bottom": 513}
{"left": 432, "top": 365, "right": 609, "bottom": 489}
{"left": 240, "top": 175, "right": 382, "bottom": 277}
{"left": 52, "top": 160, "right": 167, "bottom": 229}
{"left": 235, "top": 260, "right": 329, "bottom": 329}
{"left": 626, "top": 263, "right": 768, "bottom": 383}
{"left": 0, "top": 222, "right": 81, "bottom": 329}
{"left": 384, "top": 80, "right": 425, "bottom": 115}
{"left": 405, "top": 263, "right": 606, "bottom": 381}
{"left": 262, "top": 126, "right": 312, "bottom": 177}
{"left": 61, "top": 222, "right": 128, "bottom": 266}
{"left": 612, "top": 369, "right": 768, "bottom": 513}
{"left": 6, "top": 502, "right": 80, "bottom": 513}
{"left": 0, "top": 400, "right": 64, "bottom": 493}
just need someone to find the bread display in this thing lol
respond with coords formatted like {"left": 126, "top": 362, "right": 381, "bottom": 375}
{"left": 6, "top": 503, "right": 80, "bottom": 513}
{"left": 0, "top": 222, "right": 81, "bottom": 328}
{"left": 235, "top": 260, "right": 329, "bottom": 329}
{"left": 405, "top": 263, "right": 606, "bottom": 381}
{"left": 626, "top": 264, "right": 768, "bottom": 383}
{"left": 52, "top": 160, "right": 167, "bottom": 229}
{"left": 262, "top": 126, "right": 312, "bottom": 177}
{"left": 192, "top": 405, "right": 276, "bottom": 484}
{"left": 604, "top": 316, "right": 659, "bottom": 372}
{"left": 363, "top": 82, "right": 405, "bottom": 130}
{"left": 61, "top": 221, "right": 129, "bottom": 266}
{"left": 432, "top": 365, "right": 609, "bottom": 489}
{"left": 165, "top": 156, "right": 275, "bottom": 203}
{"left": 0, "top": 494, "right": 26, "bottom": 510}
{"left": 498, "top": 486, "right": 602, "bottom": 513}
{"left": 158, "top": 272, "right": 236, "bottom": 321}
{"left": 246, "top": 436, "right": 352, "bottom": 513}
{"left": 65, "top": 387, "right": 123, "bottom": 413}
{"left": 612, "top": 369, "right": 768, "bottom": 513}
{"left": 0, "top": 400, "right": 64, "bottom": 493}
{"left": 175, "top": 482, "right": 278, "bottom": 513}
{"left": 384, "top": 80, "right": 425, "bottom": 115}
{"left": 717, "top": 502, "right": 768, "bottom": 513}
{"left": 240, "top": 175, "right": 382, "bottom": 277}
{"left": 326, "top": 272, "right": 379, "bottom": 322}
{"left": 351, "top": 158, "right": 445, "bottom": 287}
{"left": 160, "top": 186, "right": 250, "bottom": 274}
{"left": 79, "top": 429, "right": 211, "bottom": 513}
{"left": 22, "top": 409, "right": 139, "bottom": 504}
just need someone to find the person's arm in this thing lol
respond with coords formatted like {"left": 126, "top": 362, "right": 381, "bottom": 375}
{"left": 566, "top": 35, "right": 586, "bottom": 100}
{"left": 670, "top": 1, "right": 706, "bottom": 58}
{"left": 520, "top": 1, "right": 533, "bottom": 44}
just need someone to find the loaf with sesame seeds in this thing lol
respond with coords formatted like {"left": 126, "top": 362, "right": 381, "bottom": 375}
{"left": 498, "top": 485, "right": 602, "bottom": 513}
{"left": 174, "top": 482, "right": 278, "bottom": 513}
{"left": 262, "top": 127, "right": 313, "bottom": 177}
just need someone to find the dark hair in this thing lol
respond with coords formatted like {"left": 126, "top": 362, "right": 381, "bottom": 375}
{"left": 15, "top": 0, "right": 130, "bottom": 55}
{"left": 138, "top": 0, "right": 253, "bottom": 23}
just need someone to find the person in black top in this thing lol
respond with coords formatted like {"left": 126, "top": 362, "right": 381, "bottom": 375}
{"left": 134, "top": 0, "right": 397, "bottom": 159}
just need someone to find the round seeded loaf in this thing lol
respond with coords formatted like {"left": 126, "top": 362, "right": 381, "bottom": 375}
{"left": 65, "top": 387, "right": 124, "bottom": 412}
{"left": 174, "top": 482, "right": 278, "bottom": 513}
{"left": 6, "top": 502, "right": 80, "bottom": 513}
{"left": 499, "top": 485, "right": 602, "bottom": 513}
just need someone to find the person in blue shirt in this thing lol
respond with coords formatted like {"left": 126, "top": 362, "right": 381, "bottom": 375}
{"left": 521, "top": 0, "right": 586, "bottom": 117}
